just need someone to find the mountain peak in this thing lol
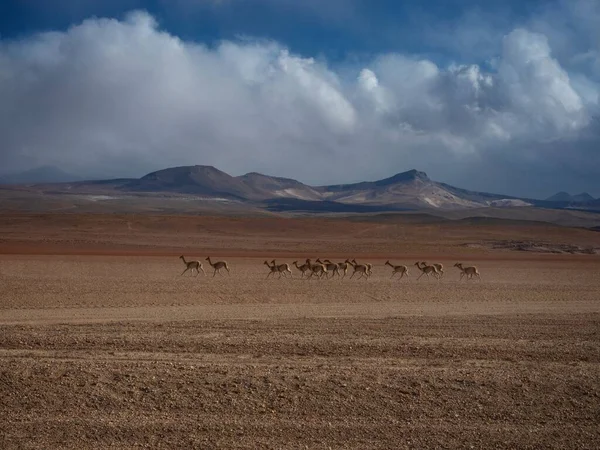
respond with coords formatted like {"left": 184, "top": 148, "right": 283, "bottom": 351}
{"left": 180, "top": 165, "right": 224, "bottom": 175}
{"left": 545, "top": 191, "right": 594, "bottom": 203}
{"left": 141, "top": 165, "right": 225, "bottom": 179}
{"left": 191, "top": 165, "right": 221, "bottom": 171}
{"left": 573, "top": 192, "right": 594, "bottom": 202}
{"left": 403, "top": 169, "right": 429, "bottom": 180}
{"left": 375, "top": 169, "right": 429, "bottom": 186}
{"left": 546, "top": 191, "right": 571, "bottom": 202}
{"left": 239, "top": 171, "right": 273, "bottom": 180}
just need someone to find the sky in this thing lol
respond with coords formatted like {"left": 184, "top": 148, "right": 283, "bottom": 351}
{"left": 0, "top": 0, "right": 599, "bottom": 198}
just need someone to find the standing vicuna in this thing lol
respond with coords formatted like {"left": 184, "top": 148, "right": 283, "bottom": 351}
{"left": 265, "top": 260, "right": 293, "bottom": 279}
{"left": 414, "top": 262, "right": 440, "bottom": 280}
{"left": 205, "top": 256, "right": 230, "bottom": 277}
{"left": 385, "top": 261, "right": 409, "bottom": 280}
{"left": 179, "top": 255, "right": 205, "bottom": 276}
{"left": 454, "top": 262, "right": 481, "bottom": 281}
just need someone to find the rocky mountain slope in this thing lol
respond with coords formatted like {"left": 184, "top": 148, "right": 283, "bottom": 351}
{"left": 1, "top": 164, "right": 598, "bottom": 212}
{"left": 118, "top": 166, "right": 537, "bottom": 209}
{"left": 546, "top": 192, "right": 595, "bottom": 203}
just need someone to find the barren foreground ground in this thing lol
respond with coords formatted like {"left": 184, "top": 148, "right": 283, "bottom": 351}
{"left": 1, "top": 213, "right": 600, "bottom": 449}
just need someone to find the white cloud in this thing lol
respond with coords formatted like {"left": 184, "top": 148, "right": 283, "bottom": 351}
{"left": 499, "top": 29, "right": 587, "bottom": 134}
{"left": 0, "top": 9, "right": 599, "bottom": 197}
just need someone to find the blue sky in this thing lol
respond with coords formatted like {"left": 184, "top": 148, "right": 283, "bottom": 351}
{"left": 0, "top": 0, "right": 599, "bottom": 197}
{"left": 0, "top": 0, "right": 550, "bottom": 61}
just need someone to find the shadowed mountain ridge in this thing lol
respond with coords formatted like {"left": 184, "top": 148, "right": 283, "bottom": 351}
{"left": 2, "top": 164, "right": 598, "bottom": 212}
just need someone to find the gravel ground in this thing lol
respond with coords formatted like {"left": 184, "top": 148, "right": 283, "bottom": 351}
{"left": 1, "top": 256, "right": 600, "bottom": 449}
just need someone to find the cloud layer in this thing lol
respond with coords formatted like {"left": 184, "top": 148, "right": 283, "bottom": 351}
{"left": 0, "top": 7, "right": 598, "bottom": 197}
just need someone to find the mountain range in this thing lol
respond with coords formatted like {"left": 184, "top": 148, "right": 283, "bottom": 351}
{"left": 545, "top": 191, "right": 595, "bottom": 203}
{"left": 0, "top": 166, "right": 82, "bottom": 184}
{"left": 1, "top": 164, "right": 599, "bottom": 212}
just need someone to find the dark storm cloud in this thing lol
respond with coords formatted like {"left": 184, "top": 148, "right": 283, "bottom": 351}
{"left": 0, "top": 4, "right": 598, "bottom": 197}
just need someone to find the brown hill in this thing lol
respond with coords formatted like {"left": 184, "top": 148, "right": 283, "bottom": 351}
{"left": 3, "top": 164, "right": 598, "bottom": 215}
{"left": 123, "top": 165, "right": 250, "bottom": 200}
{"left": 316, "top": 170, "right": 533, "bottom": 209}
{"left": 238, "top": 172, "right": 321, "bottom": 201}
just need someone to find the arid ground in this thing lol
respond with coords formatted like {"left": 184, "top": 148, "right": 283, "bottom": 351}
{"left": 1, "top": 213, "right": 600, "bottom": 449}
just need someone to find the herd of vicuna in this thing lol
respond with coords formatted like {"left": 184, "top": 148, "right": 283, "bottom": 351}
{"left": 179, "top": 256, "right": 481, "bottom": 281}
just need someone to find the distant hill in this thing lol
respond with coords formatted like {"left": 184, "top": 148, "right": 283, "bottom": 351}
{"left": 0, "top": 166, "right": 82, "bottom": 184}
{"left": 314, "top": 169, "right": 534, "bottom": 209}
{"left": 238, "top": 172, "right": 322, "bottom": 201}
{"left": 117, "top": 165, "right": 539, "bottom": 209}
{"left": 546, "top": 192, "right": 596, "bottom": 203}
{"left": 122, "top": 166, "right": 325, "bottom": 201}
{"left": 573, "top": 193, "right": 596, "bottom": 203}
{"left": 546, "top": 192, "right": 573, "bottom": 202}
{"left": 123, "top": 165, "right": 250, "bottom": 200}
{"left": 2, "top": 164, "right": 597, "bottom": 213}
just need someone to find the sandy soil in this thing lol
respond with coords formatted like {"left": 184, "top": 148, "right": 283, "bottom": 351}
{"left": 1, "top": 213, "right": 600, "bottom": 449}
{"left": 2, "top": 212, "right": 600, "bottom": 258}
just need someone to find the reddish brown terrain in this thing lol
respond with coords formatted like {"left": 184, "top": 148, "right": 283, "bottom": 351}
{"left": 1, "top": 212, "right": 600, "bottom": 449}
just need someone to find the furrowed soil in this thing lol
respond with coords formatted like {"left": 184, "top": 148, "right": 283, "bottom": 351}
{"left": 1, "top": 213, "right": 600, "bottom": 449}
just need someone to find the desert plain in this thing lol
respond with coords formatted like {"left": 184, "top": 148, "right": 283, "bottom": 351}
{"left": 1, "top": 211, "right": 600, "bottom": 449}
